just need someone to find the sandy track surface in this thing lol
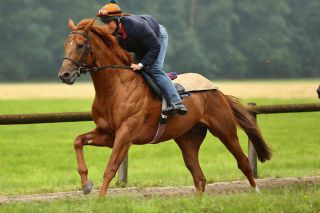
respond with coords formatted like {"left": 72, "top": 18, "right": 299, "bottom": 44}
{"left": 0, "top": 176, "right": 319, "bottom": 204}
{"left": 0, "top": 81, "right": 319, "bottom": 99}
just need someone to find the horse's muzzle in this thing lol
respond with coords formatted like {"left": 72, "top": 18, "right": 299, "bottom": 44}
{"left": 58, "top": 70, "right": 79, "bottom": 85}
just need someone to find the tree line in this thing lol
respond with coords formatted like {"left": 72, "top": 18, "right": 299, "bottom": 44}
{"left": 1, "top": 0, "right": 319, "bottom": 81}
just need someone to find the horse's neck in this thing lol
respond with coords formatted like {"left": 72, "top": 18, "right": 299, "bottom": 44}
{"left": 90, "top": 41, "right": 143, "bottom": 101}
{"left": 91, "top": 35, "right": 147, "bottom": 105}
{"left": 90, "top": 68, "right": 140, "bottom": 99}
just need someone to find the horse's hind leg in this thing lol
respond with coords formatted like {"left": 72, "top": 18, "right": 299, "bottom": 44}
{"left": 174, "top": 125, "right": 207, "bottom": 195}
{"left": 219, "top": 133, "right": 258, "bottom": 190}
{"left": 74, "top": 129, "right": 114, "bottom": 194}
{"left": 207, "top": 101, "right": 257, "bottom": 190}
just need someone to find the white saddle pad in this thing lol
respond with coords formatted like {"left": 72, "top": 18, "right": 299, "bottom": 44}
{"left": 172, "top": 73, "right": 218, "bottom": 92}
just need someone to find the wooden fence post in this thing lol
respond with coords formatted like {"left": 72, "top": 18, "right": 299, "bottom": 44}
{"left": 117, "top": 154, "right": 128, "bottom": 186}
{"left": 248, "top": 103, "right": 258, "bottom": 178}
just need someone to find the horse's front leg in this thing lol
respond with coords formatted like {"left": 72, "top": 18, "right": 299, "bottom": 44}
{"left": 99, "top": 126, "right": 133, "bottom": 197}
{"left": 74, "top": 129, "right": 114, "bottom": 195}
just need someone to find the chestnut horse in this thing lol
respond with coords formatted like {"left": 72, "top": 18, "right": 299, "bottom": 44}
{"left": 58, "top": 19, "right": 272, "bottom": 197}
{"left": 317, "top": 84, "right": 320, "bottom": 98}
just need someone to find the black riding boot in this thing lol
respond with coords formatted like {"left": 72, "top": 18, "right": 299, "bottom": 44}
{"left": 162, "top": 102, "right": 188, "bottom": 115}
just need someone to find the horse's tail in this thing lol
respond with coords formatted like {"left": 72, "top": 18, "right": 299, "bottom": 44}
{"left": 225, "top": 95, "right": 272, "bottom": 162}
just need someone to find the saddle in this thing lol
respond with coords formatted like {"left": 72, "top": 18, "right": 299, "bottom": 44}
{"left": 139, "top": 71, "right": 188, "bottom": 144}
{"left": 140, "top": 71, "right": 189, "bottom": 101}
{"left": 139, "top": 71, "right": 217, "bottom": 144}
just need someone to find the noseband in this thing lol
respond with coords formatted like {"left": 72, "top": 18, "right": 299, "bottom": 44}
{"left": 63, "top": 30, "right": 132, "bottom": 76}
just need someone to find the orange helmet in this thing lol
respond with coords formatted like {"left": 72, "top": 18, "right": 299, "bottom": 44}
{"left": 97, "top": 0, "right": 123, "bottom": 17}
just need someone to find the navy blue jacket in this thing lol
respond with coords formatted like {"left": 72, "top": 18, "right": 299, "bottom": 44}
{"left": 118, "top": 15, "right": 161, "bottom": 66}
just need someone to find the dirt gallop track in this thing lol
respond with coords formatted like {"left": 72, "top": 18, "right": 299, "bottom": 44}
{"left": 1, "top": 176, "right": 319, "bottom": 204}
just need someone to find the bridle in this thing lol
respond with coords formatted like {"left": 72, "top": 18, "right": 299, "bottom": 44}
{"left": 62, "top": 30, "right": 132, "bottom": 76}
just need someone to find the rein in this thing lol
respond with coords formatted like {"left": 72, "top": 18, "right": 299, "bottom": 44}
{"left": 63, "top": 30, "right": 132, "bottom": 76}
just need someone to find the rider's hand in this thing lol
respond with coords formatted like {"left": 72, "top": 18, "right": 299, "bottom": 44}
{"left": 131, "top": 63, "right": 143, "bottom": 71}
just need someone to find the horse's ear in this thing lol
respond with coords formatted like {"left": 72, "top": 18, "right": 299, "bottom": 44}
{"left": 68, "top": 19, "right": 76, "bottom": 31}
{"left": 84, "top": 19, "right": 96, "bottom": 32}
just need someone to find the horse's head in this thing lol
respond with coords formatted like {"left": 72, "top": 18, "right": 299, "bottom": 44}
{"left": 59, "top": 18, "right": 133, "bottom": 85}
{"left": 58, "top": 19, "right": 95, "bottom": 85}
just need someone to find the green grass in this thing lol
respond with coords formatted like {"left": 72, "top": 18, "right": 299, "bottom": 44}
{"left": 0, "top": 98, "right": 319, "bottom": 196}
{"left": 1, "top": 184, "right": 319, "bottom": 213}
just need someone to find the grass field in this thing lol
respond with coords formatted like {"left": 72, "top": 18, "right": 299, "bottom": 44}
{"left": 0, "top": 79, "right": 319, "bottom": 99}
{"left": 0, "top": 81, "right": 319, "bottom": 211}
{"left": 0, "top": 98, "right": 319, "bottom": 196}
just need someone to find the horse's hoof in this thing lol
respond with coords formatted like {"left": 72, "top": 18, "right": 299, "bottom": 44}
{"left": 196, "top": 191, "right": 204, "bottom": 197}
{"left": 82, "top": 181, "right": 94, "bottom": 195}
{"left": 255, "top": 186, "right": 260, "bottom": 193}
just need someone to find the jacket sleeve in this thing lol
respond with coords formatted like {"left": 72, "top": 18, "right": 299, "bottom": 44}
{"left": 138, "top": 24, "right": 161, "bottom": 66}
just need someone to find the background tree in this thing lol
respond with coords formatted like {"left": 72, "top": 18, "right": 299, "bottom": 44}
{"left": 231, "top": 0, "right": 299, "bottom": 78}
{"left": 0, "top": 0, "right": 319, "bottom": 81}
{"left": 285, "top": 0, "right": 320, "bottom": 77}
{"left": 195, "top": 0, "right": 247, "bottom": 78}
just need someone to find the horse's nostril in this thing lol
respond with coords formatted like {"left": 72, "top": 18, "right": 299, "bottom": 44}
{"left": 58, "top": 71, "right": 72, "bottom": 81}
{"left": 63, "top": 72, "right": 71, "bottom": 78}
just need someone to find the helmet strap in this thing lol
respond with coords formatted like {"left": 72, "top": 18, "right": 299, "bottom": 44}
{"left": 113, "top": 17, "right": 121, "bottom": 35}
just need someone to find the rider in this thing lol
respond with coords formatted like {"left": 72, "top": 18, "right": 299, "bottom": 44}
{"left": 96, "top": 0, "right": 187, "bottom": 115}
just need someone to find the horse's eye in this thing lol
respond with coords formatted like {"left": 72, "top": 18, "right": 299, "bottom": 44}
{"left": 77, "top": 43, "right": 84, "bottom": 49}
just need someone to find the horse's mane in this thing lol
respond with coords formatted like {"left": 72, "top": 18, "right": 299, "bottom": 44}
{"left": 76, "top": 19, "right": 132, "bottom": 66}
